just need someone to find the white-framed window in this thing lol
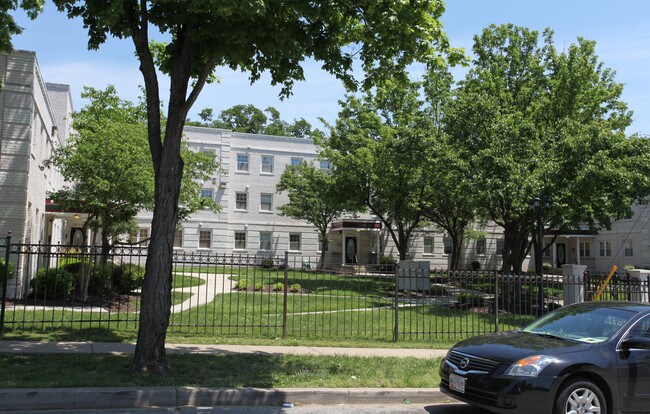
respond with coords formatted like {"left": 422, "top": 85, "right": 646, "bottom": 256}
{"left": 290, "top": 157, "right": 303, "bottom": 167}
{"left": 235, "top": 192, "right": 248, "bottom": 210}
{"left": 496, "top": 239, "right": 505, "bottom": 254}
{"left": 261, "top": 155, "right": 274, "bottom": 174}
{"left": 443, "top": 237, "right": 452, "bottom": 255}
{"left": 423, "top": 237, "right": 434, "bottom": 255}
{"left": 476, "top": 237, "right": 486, "bottom": 255}
{"left": 260, "top": 232, "right": 272, "bottom": 250}
{"left": 199, "top": 230, "right": 212, "bottom": 249}
{"left": 579, "top": 241, "right": 591, "bottom": 258}
{"left": 201, "top": 188, "right": 214, "bottom": 199}
{"left": 139, "top": 228, "right": 150, "bottom": 246}
{"left": 236, "top": 153, "right": 249, "bottom": 172}
{"left": 260, "top": 193, "right": 273, "bottom": 212}
{"left": 543, "top": 242, "right": 552, "bottom": 258}
{"left": 624, "top": 240, "right": 634, "bottom": 257}
{"left": 234, "top": 231, "right": 246, "bottom": 250}
{"left": 318, "top": 233, "right": 328, "bottom": 252}
{"left": 319, "top": 160, "right": 331, "bottom": 171}
{"left": 174, "top": 229, "right": 183, "bottom": 248}
{"left": 289, "top": 233, "right": 301, "bottom": 251}
{"left": 599, "top": 241, "right": 612, "bottom": 257}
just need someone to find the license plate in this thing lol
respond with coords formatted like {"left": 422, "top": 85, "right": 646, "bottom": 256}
{"left": 449, "top": 373, "right": 466, "bottom": 394}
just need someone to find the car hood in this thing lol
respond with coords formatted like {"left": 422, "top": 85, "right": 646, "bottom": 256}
{"left": 450, "top": 330, "right": 591, "bottom": 363}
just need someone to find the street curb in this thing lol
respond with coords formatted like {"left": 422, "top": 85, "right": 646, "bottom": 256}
{"left": 0, "top": 387, "right": 451, "bottom": 411}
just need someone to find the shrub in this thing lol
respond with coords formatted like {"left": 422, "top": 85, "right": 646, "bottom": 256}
{"left": 261, "top": 258, "right": 274, "bottom": 268}
{"left": 543, "top": 263, "right": 552, "bottom": 272}
{"left": 235, "top": 280, "right": 248, "bottom": 290}
{"left": 31, "top": 268, "right": 74, "bottom": 300}
{"left": 254, "top": 282, "right": 264, "bottom": 291}
{"left": 379, "top": 255, "right": 396, "bottom": 271}
{"left": 290, "top": 283, "right": 301, "bottom": 292}
{"left": 471, "top": 261, "right": 481, "bottom": 271}
{"left": 110, "top": 263, "right": 145, "bottom": 294}
{"left": 457, "top": 293, "right": 485, "bottom": 307}
{"left": 624, "top": 264, "right": 636, "bottom": 272}
{"left": 0, "top": 258, "right": 14, "bottom": 280}
{"left": 272, "top": 282, "right": 284, "bottom": 291}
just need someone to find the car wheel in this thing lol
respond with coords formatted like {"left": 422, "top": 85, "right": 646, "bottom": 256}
{"left": 555, "top": 378, "right": 607, "bottom": 414}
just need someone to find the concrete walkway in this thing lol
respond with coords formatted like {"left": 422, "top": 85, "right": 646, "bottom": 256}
{"left": 170, "top": 272, "right": 233, "bottom": 314}
{"left": 0, "top": 341, "right": 453, "bottom": 411}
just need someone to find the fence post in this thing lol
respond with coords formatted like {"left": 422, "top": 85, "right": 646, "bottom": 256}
{"left": 282, "top": 251, "right": 289, "bottom": 339}
{"left": 0, "top": 232, "right": 11, "bottom": 335}
{"left": 393, "top": 262, "right": 399, "bottom": 342}
{"left": 494, "top": 267, "right": 499, "bottom": 333}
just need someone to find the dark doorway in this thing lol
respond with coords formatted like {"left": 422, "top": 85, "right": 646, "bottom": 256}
{"left": 70, "top": 227, "right": 85, "bottom": 247}
{"left": 556, "top": 243, "right": 566, "bottom": 268}
{"left": 345, "top": 236, "right": 357, "bottom": 264}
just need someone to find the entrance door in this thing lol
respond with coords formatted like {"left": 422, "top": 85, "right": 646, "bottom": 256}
{"left": 556, "top": 243, "right": 566, "bottom": 268}
{"left": 70, "top": 227, "right": 84, "bottom": 247}
{"left": 345, "top": 237, "right": 357, "bottom": 264}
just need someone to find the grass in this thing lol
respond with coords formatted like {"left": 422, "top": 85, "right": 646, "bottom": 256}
{"left": 0, "top": 353, "right": 442, "bottom": 389}
{"left": 172, "top": 275, "right": 205, "bottom": 289}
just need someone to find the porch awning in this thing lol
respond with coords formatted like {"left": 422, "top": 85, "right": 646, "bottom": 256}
{"left": 331, "top": 219, "right": 381, "bottom": 232}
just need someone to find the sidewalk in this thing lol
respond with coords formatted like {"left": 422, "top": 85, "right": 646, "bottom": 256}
{"left": 0, "top": 341, "right": 452, "bottom": 411}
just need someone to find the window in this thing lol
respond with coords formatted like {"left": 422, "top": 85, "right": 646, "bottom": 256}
{"left": 319, "top": 160, "right": 331, "bottom": 171}
{"left": 423, "top": 237, "right": 434, "bottom": 254}
{"left": 234, "top": 232, "right": 246, "bottom": 250}
{"left": 289, "top": 233, "right": 301, "bottom": 251}
{"left": 139, "top": 228, "right": 149, "bottom": 246}
{"left": 199, "top": 230, "right": 212, "bottom": 249}
{"left": 236, "top": 154, "right": 249, "bottom": 172}
{"left": 290, "top": 157, "right": 303, "bottom": 167}
{"left": 261, "top": 155, "right": 274, "bottom": 173}
{"left": 235, "top": 192, "right": 248, "bottom": 210}
{"left": 201, "top": 188, "right": 213, "bottom": 199}
{"left": 496, "top": 239, "right": 505, "bottom": 254}
{"left": 579, "top": 242, "right": 591, "bottom": 258}
{"left": 260, "top": 232, "right": 272, "bottom": 250}
{"left": 174, "top": 229, "right": 183, "bottom": 248}
{"left": 443, "top": 237, "right": 452, "bottom": 255}
{"left": 260, "top": 193, "right": 273, "bottom": 212}
{"left": 599, "top": 241, "right": 612, "bottom": 257}
{"left": 476, "top": 237, "right": 486, "bottom": 255}
{"left": 318, "top": 233, "right": 328, "bottom": 252}
{"left": 624, "top": 240, "right": 634, "bottom": 257}
{"left": 543, "top": 242, "right": 552, "bottom": 258}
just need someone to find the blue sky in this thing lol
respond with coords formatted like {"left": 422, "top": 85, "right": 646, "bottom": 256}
{"left": 11, "top": 0, "right": 650, "bottom": 136}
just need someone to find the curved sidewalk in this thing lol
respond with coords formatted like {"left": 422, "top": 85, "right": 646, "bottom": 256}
{"left": 0, "top": 341, "right": 452, "bottom": 411}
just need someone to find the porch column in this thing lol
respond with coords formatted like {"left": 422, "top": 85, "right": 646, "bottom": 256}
{"left": 341, "top": 230, "right": 345, "bottom": 266}
{"left": 563, "top": 264, "right": 587, "bottom": 305}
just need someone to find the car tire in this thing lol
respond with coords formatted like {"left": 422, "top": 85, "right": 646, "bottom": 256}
{"left": 555, "top": 378, "right": 607, "bottom": 414}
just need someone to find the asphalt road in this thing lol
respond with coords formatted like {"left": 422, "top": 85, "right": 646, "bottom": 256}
{"left": 12, "top": 403, "right": 491, "bottom": 414}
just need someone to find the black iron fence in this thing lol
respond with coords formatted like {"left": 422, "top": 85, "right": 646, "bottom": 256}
{"left": 1, "top": 238, "right": 648, "bottom": 341}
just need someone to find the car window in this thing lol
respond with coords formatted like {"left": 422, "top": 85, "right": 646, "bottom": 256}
{"left": 523, "top": 305, "right": 636, "bottom": 343}
{"left": 628, "top": 316, "right": 650, "bottom": 338}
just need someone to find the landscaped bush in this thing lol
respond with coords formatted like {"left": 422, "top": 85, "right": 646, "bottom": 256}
{"left": 31, "top": 268, "right": 74, "bottom": 300}
{"left": 255, "top": 282, "right": 264, "bottom": 291}
{"left": 235, "top": 279, "right": 249, "bottom": 290}
{"left": 272, "top": 282, "right": 284, "bottom": 291}
{"left": 379, "top": 255, "right": 396, "bottom": 271}
{"left": 471, "top": 261, "right": 481, "bottom": 271}
{"left": 290, "top": 283, "right": 301, "bottom": 292}
{"left": 261, "top": 258, "right": 274, "bottom": 268}
{"left": 457, "top": 292, "right": 485, "bottom": 307}
{"left": 543, "top": 263, "right": 552, "bottom": 272}
{"left": 0, "top": 258, "right": 14, "bottom": 279}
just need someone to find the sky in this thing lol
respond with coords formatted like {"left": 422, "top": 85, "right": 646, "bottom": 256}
{"left": 10, "top": 0, "right": 650, "bottom": 136}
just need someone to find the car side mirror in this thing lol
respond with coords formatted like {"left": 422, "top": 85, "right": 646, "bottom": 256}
{"left": 622, "top": 336, "right": 650, "bottom": 350}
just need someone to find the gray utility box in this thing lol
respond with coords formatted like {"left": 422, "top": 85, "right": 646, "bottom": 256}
{"left": 397, "top": 261, "right": 430, "bottom": 291}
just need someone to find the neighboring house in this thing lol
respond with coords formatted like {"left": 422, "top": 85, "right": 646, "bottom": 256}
{"left": 0, "top": 50, "right": 77, "bottom": 297}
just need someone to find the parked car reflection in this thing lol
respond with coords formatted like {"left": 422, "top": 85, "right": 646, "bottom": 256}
{"left": 439, "top": 301, "right": 650, "bottom": 414}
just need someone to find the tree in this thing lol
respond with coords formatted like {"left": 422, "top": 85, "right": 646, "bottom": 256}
{"left": 52, "top": 0, "right": 456, "bottom": 374}
{"left": 213, "top": 104, "right": 268, "bottom": 133}
{"left": 276, "top": 162, "right": 351, "bottom": 269}
{"left": 0, "top": 1, "right": 43, "bottom": 54}
{"left": 47, "top": 86, "right": 219, "bottom": 296}
{"left": 321, "top": 79, "right": 434, "bottom": 260}
{"left": 446, "top": 24, "right": 649, "bottom": 273}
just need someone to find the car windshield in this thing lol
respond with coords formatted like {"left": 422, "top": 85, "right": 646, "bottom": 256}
{"left": 522, "top": 304, "right": 637, "bottom": 343}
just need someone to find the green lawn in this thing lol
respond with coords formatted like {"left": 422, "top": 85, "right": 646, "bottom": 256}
{"left": 0, "top": 353, "right": 443, "bottom": 389}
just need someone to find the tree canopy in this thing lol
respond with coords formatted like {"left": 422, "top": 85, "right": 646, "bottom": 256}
{"left": 446, "top": 24, "right": 649, "bottom": 272}
{"left": 0, "top": 1, "right": 43, "bottom": 53}
{"left": 51, "top": 0, "right": 458, "bottom": 374}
